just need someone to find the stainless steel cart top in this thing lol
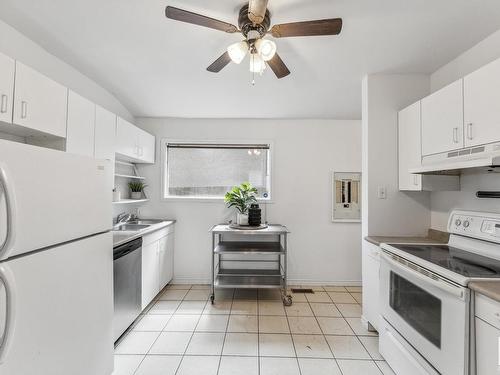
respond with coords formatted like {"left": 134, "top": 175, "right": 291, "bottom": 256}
{"left": 210, "top": 224, "right": 289, "bottom": 235}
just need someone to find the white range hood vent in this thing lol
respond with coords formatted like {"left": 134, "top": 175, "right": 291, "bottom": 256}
{"left": 410, "top": 143, "right": 500, "bottom": 175}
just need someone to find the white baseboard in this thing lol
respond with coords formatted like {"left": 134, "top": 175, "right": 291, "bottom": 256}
{"left": 172, "top": 276, "right": 362, "bottom": 287}
{"left": 288, "top": 279, "right": 362, "bottom": 287}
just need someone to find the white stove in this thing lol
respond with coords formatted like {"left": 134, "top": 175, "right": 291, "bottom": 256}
{"left": 378, "top": 210, "right": 500, "bottom": 375}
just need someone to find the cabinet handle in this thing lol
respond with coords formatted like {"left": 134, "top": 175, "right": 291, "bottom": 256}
{"left": 452, "top": 127, "right": 459, "bottom": 143}
{"left": 0, "top": 95, "right": 7, "bottom": 113}
{"left": 413, "top": 175, "right": 419, "bottom": 186}
{"left": 467, "top": 123, "right": 473, "bottom": 140}
{"left": 21, "top": 101, "right": 28, "bottom": 119}
{"left": 139, "top": 147, "right": 144, "bottom": 157}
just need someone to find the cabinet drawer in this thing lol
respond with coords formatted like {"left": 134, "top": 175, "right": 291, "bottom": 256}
{"left": 476, "top": 293, "right": 500, "bottom": 329}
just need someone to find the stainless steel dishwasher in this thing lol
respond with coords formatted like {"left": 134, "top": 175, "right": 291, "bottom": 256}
{"left": 113, "top": 237, "right": 142, "bottom": 342}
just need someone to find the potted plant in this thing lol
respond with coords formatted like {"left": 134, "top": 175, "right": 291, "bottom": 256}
{"left": 129, "top": 181, "right": 147, "bottom": 200}
{"left": 224, "top": 182, "right": 258, "bottom": 225}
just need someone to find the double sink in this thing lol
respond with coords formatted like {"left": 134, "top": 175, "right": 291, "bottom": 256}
{"left": 112, "top": 219, "right": 172, "bottom": 247}
{"left": 113, "top": 219, "right": 164, "bottom": 232}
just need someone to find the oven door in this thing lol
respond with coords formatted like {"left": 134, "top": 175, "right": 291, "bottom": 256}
{"left": 380, "top": 250, "right": 470, "bottom": 375}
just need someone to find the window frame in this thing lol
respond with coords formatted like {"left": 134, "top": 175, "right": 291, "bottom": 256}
{"left": 161, "top": 138, "right": 274, "bottom": 203}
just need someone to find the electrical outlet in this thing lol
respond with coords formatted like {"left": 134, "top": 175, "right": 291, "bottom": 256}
{"left": 377, "top": 186, "right": 387, "bottom": 199}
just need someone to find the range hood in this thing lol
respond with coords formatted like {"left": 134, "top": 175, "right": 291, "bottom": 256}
{"left": 410, "top": 143, "right": 500, "bottom": 175}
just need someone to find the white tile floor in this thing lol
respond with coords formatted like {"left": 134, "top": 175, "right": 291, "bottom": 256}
{"left": 113, "top": 285, "right": 395, "bottom": 375}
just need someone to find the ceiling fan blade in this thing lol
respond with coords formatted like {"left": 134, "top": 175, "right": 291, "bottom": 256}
{"left": 248, "top": 0, "right": 269, "bottom": 24}
{"left": 207, "top": 52, "right": 232, "bottom": 73}
{"left": 267, "top": 53, "right": 290, "bottom": 79}
{"left": 271, "top": 18, "right": 342, "bottom": 38}
{"left": 165, "top": 6, "right": 238, "bottom": 33}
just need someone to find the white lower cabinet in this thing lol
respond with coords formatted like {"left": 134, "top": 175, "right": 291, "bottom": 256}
{"left": 141, "top": 240, "right": 160, "bottom": 310}
{"left": 159, "top": 233, "right": 174, "bottom": 290}
{"left": 475, "top": 293, "right": 500, "bottom": 375}
{"left": 475, "top": 317, "right": 500, "bottom": 375}
{"left": 362, "top": 241, "right": 380, "bottom": 331}
{"left": 141, "top": 226, "right": 175, "bottom": 309}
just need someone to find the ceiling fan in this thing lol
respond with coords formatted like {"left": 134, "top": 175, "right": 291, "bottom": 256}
{"left": 165, "top": 1, "right": 342, "bottom": 81}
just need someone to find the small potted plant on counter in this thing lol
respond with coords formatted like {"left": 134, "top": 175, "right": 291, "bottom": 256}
{"left": 129, "top": 181, "right": 147, "bottom": 200}
{"left": 224, "top": 182, "right": 258, "bottom": 225}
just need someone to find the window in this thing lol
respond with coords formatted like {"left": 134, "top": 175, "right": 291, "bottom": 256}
{"left": 163, "top": 142, "right": 272, "bottom": 199}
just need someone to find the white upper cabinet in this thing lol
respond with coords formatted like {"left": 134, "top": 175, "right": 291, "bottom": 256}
{"left": 421, "top": 79, "right": 464, "bottom": 156}
{"left": 464, "top": 58, "right": 500, "bottom": 148}
{"left": 116, "top": 117, "right": 138, "bottom": 159}
{"left": 66, "top": 90, "right": 96, "bottom": 157}
{"left": 138, "top": 128, "right": 155, "bottom": 164}
{"left": 398, "top": 102, "right": 422, "bottom": 191}
{"left": 116, "top": 117, "right": 155, "bottom": 163}
{"left": 0, "top": 52, "right": 15, "bottom": 124}
{"left": 94, "top": 105, "right": 116, "bottom": 161}
{"left": 13, "top": 62, "right": 68, "bottom": 138}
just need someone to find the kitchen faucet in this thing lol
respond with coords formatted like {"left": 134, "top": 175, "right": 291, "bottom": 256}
{"left": 116, "top": 212, "right": 132, "bottom": 224}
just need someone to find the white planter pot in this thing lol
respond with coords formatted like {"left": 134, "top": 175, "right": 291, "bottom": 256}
{"left": 131, "top": 192, "right": 142, "bottom": 200}
{"left": 237, "top": 213, "right": 249, "bottom": 225}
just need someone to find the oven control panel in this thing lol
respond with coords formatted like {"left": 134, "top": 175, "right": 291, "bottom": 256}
{"left": 449, "top": 210, "right": 500, "bottom": 243}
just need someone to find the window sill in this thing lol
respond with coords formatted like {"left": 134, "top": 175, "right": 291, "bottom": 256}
{"left": 161, "top": 196, "right": 274, "bottom": 204}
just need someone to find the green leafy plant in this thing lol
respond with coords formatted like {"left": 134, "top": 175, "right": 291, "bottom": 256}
{"left": 224, "top": 182, "right": 258, "bottom": 214}
{"left": 128, "top": 181, "right": 147, "bottom": 193}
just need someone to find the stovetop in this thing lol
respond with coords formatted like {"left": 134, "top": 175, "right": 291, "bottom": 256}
{"left": 390, "top": 244, "right": 500, "bottom": 278}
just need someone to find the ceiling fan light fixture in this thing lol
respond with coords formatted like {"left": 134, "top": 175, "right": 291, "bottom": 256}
{"left": 249, "top": 52, "right": 266, "bottom": 73}
{"left": 227, "top": 41, "right": 248, "bottom": 64}
{"left": 255, "top": 38, "right": 277, "bottom": 61}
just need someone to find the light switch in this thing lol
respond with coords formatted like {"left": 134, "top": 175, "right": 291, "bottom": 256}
{"left": 377, "top": 186, "right": 387, "bottom": 199}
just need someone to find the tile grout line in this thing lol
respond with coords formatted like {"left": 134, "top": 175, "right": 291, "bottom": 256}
{"left": 285, "top": 289, "right": 303, "bottom": 375}
{"left": 215, "top": 289, "right": 235, "bottom": 375}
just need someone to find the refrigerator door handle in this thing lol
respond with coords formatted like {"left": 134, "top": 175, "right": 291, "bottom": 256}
{"left": 0, "top": 165, "right": 16, "bottom": 259}
{"left": 0, "top": 265, "right": 16, "bottom": 364}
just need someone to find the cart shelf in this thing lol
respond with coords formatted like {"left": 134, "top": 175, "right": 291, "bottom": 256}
{"left": 217, "top": 268, "right": 282, "bottom": 277}
{"left": 214, "top": 241, "right": 284, "bottom": 254}
{"left": 215, "top": 275, "right": 282, "bottom": 289}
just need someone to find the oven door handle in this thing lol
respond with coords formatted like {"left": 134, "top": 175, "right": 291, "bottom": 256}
{"left": 382, "top": 251, "right": 466, "bottom": 300}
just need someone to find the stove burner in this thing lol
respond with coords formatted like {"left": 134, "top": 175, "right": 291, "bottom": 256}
{"left": 438, "top": 258, "right": 497, "bottom": 276}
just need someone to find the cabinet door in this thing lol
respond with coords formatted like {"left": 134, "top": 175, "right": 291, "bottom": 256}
{"left": 0, "top": 52, "right": 15, "bottom": 123}
{"left": 13, "top": 62, "right": 68, "bottom": 138}
{"left": 362, "top": 242, "right": 380, "bottom": 331}
{"left": 141, "top": 240, "right": 160, "bottom": 309}
{"left": 421, "top": 79, "right": 464, "bottom": 156}
{"left": 116, "top": 117, "right": 138, "bottom": 160}
{"left": 94, "top": 105, "right": 116, "bottom": 161}
{"left": 464, "top": 58, "right": 500, "bottom": 147}
{"left": 138, "top": 128, "right": 155, "bottom": 164}
{"left": 398, "top": 102, "right": 422, "bottom": 191}
{"left": 66, "top": 90, "right": 95, "bottom": 157}
{"left": 475, "top": 317, "right": 500, "bottom": 375}
{"left": 158, "top": 233, "right": 174, "bottom": 290}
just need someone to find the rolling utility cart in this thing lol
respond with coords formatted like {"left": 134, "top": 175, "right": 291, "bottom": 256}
{"left": 209, "top": 224, "right": 292, "bottom": 306}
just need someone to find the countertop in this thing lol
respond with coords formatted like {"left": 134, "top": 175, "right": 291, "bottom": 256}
{"left": 365, "top": 229, "right": 449, "bottom": 246}
{"left": 469, "top": 281, "right": 500, "bottom": 302}
{"left": 113, "top": 219, "right": 176, "bottom": 247}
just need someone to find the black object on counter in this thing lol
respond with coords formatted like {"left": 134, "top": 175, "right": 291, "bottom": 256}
{"left": 248, "top": 204, "right": 262, "bottom": 226}
{"left": 476, "top": 191, "right": 500, "bottom": 199}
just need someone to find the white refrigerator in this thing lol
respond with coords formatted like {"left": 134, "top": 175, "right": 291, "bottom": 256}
{"left": 0, "top": 140, "right": 114, "bottom": 375}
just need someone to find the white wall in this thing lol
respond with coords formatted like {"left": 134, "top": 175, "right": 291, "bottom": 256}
{"left": 431, "top": 29, "right": 500, "bottom": 92}
{"left": 362, "top": 74, "right": 431, "bottom": 238}
{"left": 136, "top": 118, "right": 362, "bottom": 285}
{"left": 428, "top": 29, "right": 500, "bottom": 230}
{"left": 0, "top": 20, "right": 134, "bottom": 122}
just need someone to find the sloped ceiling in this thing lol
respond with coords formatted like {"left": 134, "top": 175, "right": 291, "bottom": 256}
{"left": 1, "top": 0, "right": 500, "bottom": 119}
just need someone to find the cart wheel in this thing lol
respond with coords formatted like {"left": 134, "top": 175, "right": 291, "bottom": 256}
{"left": 282, "top": 295, "right": 293, "bottom": 306}
{"left": 210, "top": 294, "right": 215, "bottom": 304}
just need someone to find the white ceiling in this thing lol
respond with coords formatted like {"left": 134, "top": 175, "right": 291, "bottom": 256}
{"left": 1, "top": 0, "right": 500, "bottom": 119}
